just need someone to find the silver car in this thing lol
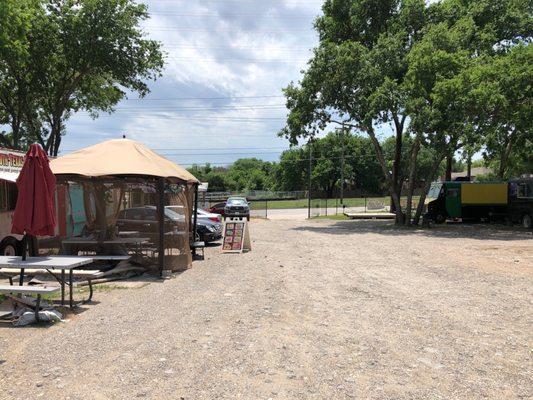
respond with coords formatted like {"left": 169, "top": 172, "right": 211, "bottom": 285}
{"left": 224, "top": 197, "right": 250, "bottom": 220}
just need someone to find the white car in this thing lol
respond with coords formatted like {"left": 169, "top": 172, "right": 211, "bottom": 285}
{"left": 197, "top": 208, "right": 222, "bottom": 224}
{"left": 165, "top": 206, "right": 222, "bottom": 224}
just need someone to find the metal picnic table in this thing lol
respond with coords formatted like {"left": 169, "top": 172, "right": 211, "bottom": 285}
{"left": 0, "top": 256, "right": 93, "bottom": 308}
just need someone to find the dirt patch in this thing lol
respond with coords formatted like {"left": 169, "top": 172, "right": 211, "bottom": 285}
{"left": 0, "top": 219, "right": 531, "bottom": 399}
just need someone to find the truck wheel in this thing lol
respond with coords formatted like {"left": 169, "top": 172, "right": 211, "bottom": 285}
{"left": 522, "top": 214, "right": 532, "bottom": 229}
{"left": 434, "top": 214, "right": 446, "bottom": 224}
{"left": 0, "top": 237, "right": 20, "bottom": 256}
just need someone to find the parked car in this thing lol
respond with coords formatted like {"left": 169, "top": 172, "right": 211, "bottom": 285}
{"left": 197, "top": 208, "right": 222, "bottom": 223}
{"left": 224, "top": 197, "right": 250, "bottom": 220}
{"left": 196, "top": 218, "right": 223, "bottom": 243}
{"left": 118, "top": 206, "right": 222, "bottom": 244}
{"left": 116, "top": 206, "right": 186, "bottom": 244}
{"left": 165, "top": 206, "right": 222, "bottom": 243}
{"left": 116, "top": 206, "right": 185, "bottom": 239}
{"left": 165, "top": 206, "right": 222, "bottom": 224}
{"left": 208, "top": 202, "right": 226, "bottom": 216}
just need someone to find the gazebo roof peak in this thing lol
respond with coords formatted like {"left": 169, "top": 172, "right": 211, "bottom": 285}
{"left": 51, "top": 138, "right": 198, "bottom": 183}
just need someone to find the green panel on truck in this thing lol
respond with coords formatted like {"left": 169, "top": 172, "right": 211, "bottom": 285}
{"left": 445, "top": 182, "right": 462, "bottom": 218}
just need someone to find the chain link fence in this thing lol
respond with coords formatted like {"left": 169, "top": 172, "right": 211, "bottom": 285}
{"left": 198, "top": 191, "right": 421, "bottom": 220}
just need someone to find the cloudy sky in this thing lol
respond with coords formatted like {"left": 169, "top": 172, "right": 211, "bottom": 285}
{"left": 61, "top": 0, "right": 326, "bottom": 167}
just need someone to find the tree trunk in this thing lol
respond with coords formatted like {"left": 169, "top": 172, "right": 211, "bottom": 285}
{"left": 499, "top": 132, "right": 516, "bottom": 180}
{"left": 367, "top": 128, "right": 403, "bottom": 223}
{"left": 404, "top": 137, "right": 420, "bottom": 226}
{"left": 390, "top": 117, "right": 404, "bottom": 217}
{"left": 46, "top": 116, "right": 62, "bottom": 156}
{"left": 445, "top": 153, "right": 453, "bottom": 181}
{"left": 53, "top": 133, "right": 62, "bottom": 156}
{"left": 413, "top": 154, "right": 446, "bottom": 225}
{"left": 466, "top": 152, "right": 472, "bottom": 181}
{"left": 11, "top": 116, "right": 21, "bottom": 149}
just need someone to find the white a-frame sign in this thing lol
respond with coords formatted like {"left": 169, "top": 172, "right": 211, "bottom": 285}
{"left": 221, "top": 217, "right": 251, "bottom": 253}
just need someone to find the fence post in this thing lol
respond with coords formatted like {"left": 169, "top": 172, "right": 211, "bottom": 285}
{"left": 335, "top": 197, "right": 338, "bottom": 215}
{"left": 365, "top": 197, "right": 367, "bottom": 213}
{"left": 265, "top": 199, "right": 268, "bottom": 219}
{"left": 325, "top": 198, "right": 328, "bottom": 216}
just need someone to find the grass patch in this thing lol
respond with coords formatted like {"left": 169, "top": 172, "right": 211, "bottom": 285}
{"left": 312, "top": 214, "right": 350, "bottom": 221}
{"left": 249, "top": 196, "right": 421, "bottom": 210}
{"left": 250, "top": 197, "right": 387, "bottom": 210}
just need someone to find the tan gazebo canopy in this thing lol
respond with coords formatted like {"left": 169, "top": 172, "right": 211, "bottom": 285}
{"left": 51, "top": 138, "right": 198, "bottom": 183}
{"left": 49, "top": 138, "right": 200, "bottom": 275}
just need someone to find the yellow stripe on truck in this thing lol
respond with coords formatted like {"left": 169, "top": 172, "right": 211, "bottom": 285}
{"left": 461, "top": 183, "right": 508, "bottom": 205}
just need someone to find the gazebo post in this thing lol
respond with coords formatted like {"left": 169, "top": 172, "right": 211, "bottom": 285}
{"left": 157, "top": 177, "right": 165, "bottom": 277}
{"left": 192, "top": 184, "right": 199, "bottom": 252}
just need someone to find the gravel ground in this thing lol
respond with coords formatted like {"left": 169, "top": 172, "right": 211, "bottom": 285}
{"left": 0, "top": 219, "right": 532, "bottom": 400}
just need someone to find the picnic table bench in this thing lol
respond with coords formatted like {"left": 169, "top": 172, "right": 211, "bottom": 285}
{"left": 0, "top": 256, "right": 93, "bottom": 308}
{"left": 0, "top": 285, "right": 60, "bottom": 322}
{"left": 0, "top": 268, "right": 104, "bottom": 303}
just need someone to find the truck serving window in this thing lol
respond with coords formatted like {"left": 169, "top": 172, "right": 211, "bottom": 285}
{"left": 517, "top": 183, "right": 531, "bottom": 198}
{"left": 427, "top": 184, "right": 442, "bottom": 199}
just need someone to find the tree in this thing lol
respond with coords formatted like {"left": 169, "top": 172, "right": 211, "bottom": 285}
{"left": 276, "top": 148, "right": 307, "bottom": 191}
{"left": 281, "top": 0, "right": 428, "bottom": 223}
{"left": 205, "top": 171, "right": 229, "bottom": 192}
{"left": 226, "top": 158, "right": 275, "bottom": 192}
{"left": 0, "top": 0, "right": 42, "bottom": 149}
{"left": 274, "top": 132, "right": 383, "bottom": 196}
{"left": 404, "top": 0, "right": 531, "bottom": 223}
{"left": 0, "top": 0, "right": 164, "bottom": 155}
{"left": 473, "top": 45, "right": 533, "bottom": 179}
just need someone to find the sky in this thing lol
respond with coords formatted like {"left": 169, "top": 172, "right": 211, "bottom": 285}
{"left": 60, "top": 0, "right": 327, "bottom": 167}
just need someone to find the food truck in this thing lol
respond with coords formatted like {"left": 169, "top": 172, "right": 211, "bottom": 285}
{"left": 425, "top": 178, "right": 533, "bottom": 228}
{"left": 0, "top": 148, "right": 25, "bottom": 255}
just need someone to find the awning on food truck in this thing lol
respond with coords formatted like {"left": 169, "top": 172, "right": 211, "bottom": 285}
{"left": 50, "top": 138, "right": 198, "bottom": 183}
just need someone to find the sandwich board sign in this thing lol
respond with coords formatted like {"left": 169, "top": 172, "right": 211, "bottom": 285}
{"left": 222, "top": 217, "right": 251, "bottom": 253}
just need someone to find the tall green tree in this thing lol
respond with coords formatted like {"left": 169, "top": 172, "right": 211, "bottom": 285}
{"left": 0, "top": 0, "right": 164, "bottom": 155}
{"left": 473, "top": 45, "right": 533, "bottom": 179}
{"left": 281, "top": 0, "right": 428, "bottom": 223}
{"left": 0, "top": 0, "right": 42, "bottom": 149}
{"left": 405, "top": 0, "right": 532, "bottom": 223}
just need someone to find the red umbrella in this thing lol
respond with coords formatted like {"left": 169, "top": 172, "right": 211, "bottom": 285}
{"left": 11, "top": 144, "right": 57, "bottom": 259}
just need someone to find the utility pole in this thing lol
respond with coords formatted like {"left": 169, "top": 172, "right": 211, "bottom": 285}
{"left": 340, "top": 125, "right": 345, "bottom": 210}
{"left": 307, "top": 139, "right": 313, "bottom": 219}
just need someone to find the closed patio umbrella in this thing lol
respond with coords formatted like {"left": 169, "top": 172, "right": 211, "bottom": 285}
{"left": 11, "top": 144, "right": 57, "bottom": 261}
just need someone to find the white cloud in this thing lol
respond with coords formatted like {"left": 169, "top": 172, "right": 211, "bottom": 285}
{"left": 61, "top": 0, "right": 323, "bottom": 166}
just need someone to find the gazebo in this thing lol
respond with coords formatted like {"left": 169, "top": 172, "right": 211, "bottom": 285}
{"left": 50, "top": 139, "right": 199, "bottom": 274}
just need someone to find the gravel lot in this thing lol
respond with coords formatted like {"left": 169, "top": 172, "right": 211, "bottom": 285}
{"left": 1, "top": 219, "right": 532, "bottom": 400}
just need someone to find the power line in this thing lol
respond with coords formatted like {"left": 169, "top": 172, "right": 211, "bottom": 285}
{"left": 146, "top": 27, "right": 314, "bottom": 32}
{"left": 147, "top": 12, "right": 314, "bottom": 19}
{"left": 59, "top": 146, "right": 289, "bottom": 152}
{"left": 163, "top": 57, "right": 308, "bottom": 63}
{"left": 122, "top": 95, "right": 285, "bottom": 101}
{"left": 72, "top": 115, "right": 287, "bottom": 121}
{"left": 90, "top": 105, "right": 285, "bottom": 111}
{"left": 149, "top": 151, "right": 287, "bottom": 156}
{"left": 178, "top": 154, "right": 377, "bottom": 167}
{"left": 161, "top": 45, "right": 311, "bottom": 50}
